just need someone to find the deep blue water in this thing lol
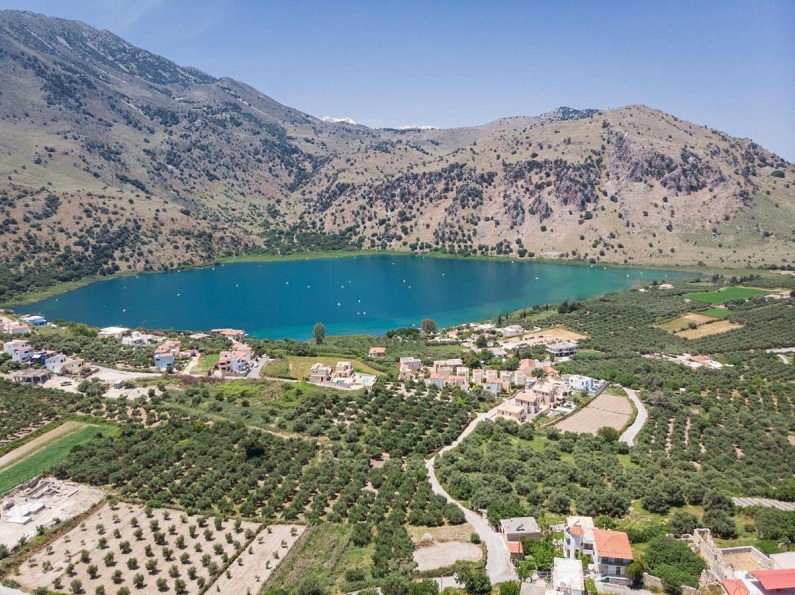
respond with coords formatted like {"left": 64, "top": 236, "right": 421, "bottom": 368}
{"left": 19, "top": 255, "right": 691, "bottom": 339}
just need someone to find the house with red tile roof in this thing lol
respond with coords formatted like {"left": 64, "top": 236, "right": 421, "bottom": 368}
{"left": 750, "top": 569, "right": 795, "bottom": 594}
{"left": 368, "top": 347, "right": 386, "bottom": 358}
{"left": 592, "top": 528, "right": 633, "bottom": 579}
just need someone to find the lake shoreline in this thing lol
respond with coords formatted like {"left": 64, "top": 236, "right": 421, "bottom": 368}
{"left": 4, "top": 247, "right": 750, "bottom": 310}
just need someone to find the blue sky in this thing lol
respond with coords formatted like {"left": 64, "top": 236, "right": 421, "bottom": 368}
{"left": 2, "top": 0, "right": 794, "bottom": 160}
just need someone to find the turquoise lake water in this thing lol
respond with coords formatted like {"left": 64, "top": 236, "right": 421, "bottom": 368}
{"left": 19, "top": 255, "right": 692, "bottom": 339}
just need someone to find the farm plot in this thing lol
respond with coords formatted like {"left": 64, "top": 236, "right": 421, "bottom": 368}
{"left": 683, "top": 286, "right": 769, "bottom": 304}
{"left": 516, "top": 326, "right": 587, "bottom": 343}
{"left": 14, "top": 501, "right": 301, "bottom": 595}
{"left": 657, "top": 313, "right": 718, "bottom": 333}
{"left": 210, "top": 524, "right": 305, "bottom": 594}
{"left": 677, "top": 320, "right": 743, "bottom": 339}
{"left": 556, "top": 393, "right": 633, "bottom": 435}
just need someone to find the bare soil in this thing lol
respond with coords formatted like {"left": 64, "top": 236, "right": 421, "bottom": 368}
{"left": 413, "top": 541, "right": 482, "bottom": 572}
{"left": 13, "top": 501, "right": 301, "bottom": 595}
{"left": 555, "top": 393, "right": 632, "bottom": 435}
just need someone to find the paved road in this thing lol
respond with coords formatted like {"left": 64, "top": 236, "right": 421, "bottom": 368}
{"left": 619, "top": 387, "right": 646, "bottom": 446}
{"left": 246, "top": 356, "right": 270, "bottom": 379}
{"left": 425, "top": 402, "right": 517, "bottom": 584}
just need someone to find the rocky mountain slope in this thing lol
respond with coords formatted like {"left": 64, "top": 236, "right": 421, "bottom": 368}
{"left": 0, "top": 10, "right": 792, "bottom": 300}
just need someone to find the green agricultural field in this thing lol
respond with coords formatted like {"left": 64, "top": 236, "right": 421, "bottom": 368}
{"left": 684, "top": 286, "right": 769, "bottom": 304}
{"left": 0, "top": 423, "right": 118, "bottom": 494}
{"left": 702, "top": 308, "right": 732, "bottom": 318}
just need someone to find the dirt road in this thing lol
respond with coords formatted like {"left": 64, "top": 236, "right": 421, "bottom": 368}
{"left": 619, "top": 388, "right": 646, "bottom": 446}
{"left": 425, "top": 402, "right": 517, "bottom": 584}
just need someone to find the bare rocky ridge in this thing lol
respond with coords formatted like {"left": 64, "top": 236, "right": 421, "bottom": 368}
{"left": 0, "top": 9, "right": 793, "bottom": 300}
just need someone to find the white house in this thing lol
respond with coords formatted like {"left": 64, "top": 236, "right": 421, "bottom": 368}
{"left": 20, "top": 314, "right": 47, "bottom": 326}
{"left": 122, "top": 332, "right": 158, "bottom": 346}
{"left": 550, "top": 557, "right": 585, "bottom": 595}
{"left": 566, "top": 374, "right": 598, "bottom": 394}
{"left": 3, "top": 340, "right": 33, "bottom": 363}
{"left": 154, "top": 340, "right": 181, "bottom": 371}
{"left": 99, "top": 326, "right": 130, "bottom": 339}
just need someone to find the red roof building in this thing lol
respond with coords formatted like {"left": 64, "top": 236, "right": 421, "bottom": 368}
{"left": 751, "top": 569, "right": 795, "bottom": 592}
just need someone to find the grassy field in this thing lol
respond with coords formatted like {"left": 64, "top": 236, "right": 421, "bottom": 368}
{"left": 286, "top": 356, "right": 382, "bottom": 380}
{"left": 194, "top": 352, "right": 219, "bottom": 374}
{"left": 264, "top": 524, "right": 374, "bottom": 592}
{"left": 0, "top": 424, "right": 117, "bottom": 494}
{"left": 684, "top": 287, "right": 769, "bottom": 304}
{"left": 701, "top": 307, "right": 732, "bottom": 318}
{"left": 657, "top": 313, "right": 718, "bottom": 333}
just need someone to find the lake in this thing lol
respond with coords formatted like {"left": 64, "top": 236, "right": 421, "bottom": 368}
{"left": 19, "top": 255, "right": 692, "bottom": 339}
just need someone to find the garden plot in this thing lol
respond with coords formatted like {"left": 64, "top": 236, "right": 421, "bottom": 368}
{"left": 13, "top": 501, "right": 299, "bottom": 595}
{"left": 0, "top": 478, "right": 103, "bottom": 550}
{"left": 555, "top": 393, "right": 633, "bottom": 435}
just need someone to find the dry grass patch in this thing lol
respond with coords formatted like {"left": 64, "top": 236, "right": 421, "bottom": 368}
{"left": 657, "top": 313, "right": 718, "bottom": 333}
{"left": 413, "top": 541, "right": 482, "bottom": 572}
{"left": 520, "top": 326, "right": 587, "bottom": 342}
{"left": 678, "top": 320, "right": 743, "bottom": 339}
{"left": 407, "top": 523, "right": 476, "bottom": 545}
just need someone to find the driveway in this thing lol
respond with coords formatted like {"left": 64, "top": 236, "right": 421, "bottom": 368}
{"left": 425, "top": 401, "right": 517, "bottom": 584}
{"left": 246, "top": 356, "right": 270, "bottom": 379}
{"left": 619, "top": 387, "right": 646, "bottom": 446}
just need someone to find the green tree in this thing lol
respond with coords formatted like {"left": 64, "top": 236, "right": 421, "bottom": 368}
{"left": 454, "top": 561, "right": 491, "bottom": 595}
{"left": 312, "top": 322, "right": 326, "bottom": 344}
{"left": 421, "top": 318, "right": 438, "bottom": 335}
{"left": 669, "top": 512, "right": 699, "bottom": 537}
{"left": 409, "top": 579, "right": 439, "bottom": 595}
{"left": 499, "top": 582, "right": 521, "bottom": 595}
{"left": 597, "top": 426, "right": 620, "bottom": 443}
{"left": 626, "top": 561, "right": 645, "bottom": 588}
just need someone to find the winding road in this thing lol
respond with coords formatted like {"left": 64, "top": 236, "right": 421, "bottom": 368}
{"left": 619, "top": 387, "right": 646, "bottom": 446}
{"left": 425, "top": 403, "right": 518, "bottom": 584}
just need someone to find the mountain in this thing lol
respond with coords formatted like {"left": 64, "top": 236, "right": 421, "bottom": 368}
{"left": 0, "top": 10, "right": 792, "bottom": 301}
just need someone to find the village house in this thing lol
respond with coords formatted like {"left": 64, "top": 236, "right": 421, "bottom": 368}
{"left": 446, "top": 375, "right": 469, "bottom": 390}
{"left": 549, "top": 557, "right": 585, "bottom": 595}
{"left": 482, "top": 381, "right": 502, "bottom": 396}
{"left": 154, "top": 340, "right": 182, "bottom": 371}
{"left": 515, "top": 392, "right": 541, "bottom": 416}
{"left": 12, "top": 369, "right": 51, "bottom": 385}
{"left": 32, "top": 350, "right": 68, "bottom": 373}
{"left": 425, "top": 373, "right": 445, "bottom": 389}
{"left": 496, "top": 403, "right": 526, "bottom": 423}
{"left": 547, "top": 342, "right": 579, "bottom": 358}
{"left": 98, "top": 326, "right": 130, "bottom": 340}
{"left": 5, "top": 322, "right": 30, "bottom": 335}
{"left": 309, "top": 363, "right": 332, "bottom": 383}
{"left": 399, "top": 356, "right": 424, "bottom": 381}
{"left": 563, "top": 516, "right": 595, "bottom": 560}
{"left": 498, "top": 325, "right": 526, "bottom": 337}
{"left": 20, "top": 314, "right": 47, "bottom": 326}
{"left": 592, "top": 528, "right": 633, "bottom": 579}
{"left": 335, "top": 361, "right": 354, "bottom": 378}
{"left": 211, "top": 328, "right": 246, "bottom": 342}
{"left": 3, "top": 340, "right": 34, "bottom": 363}
{"left": 500, "top": 516, "right": 541, "bottom": 542}
{"left": 217, "top": 343, "right": 254, "bottom": 374}
{"left": 368, "top": 347, "right": 386, "bottom": 358}
{"left": 122, "top": 331, "right": 158, "bottom": 346}
{"left": 531, "top": 379, "right": 562, "bottom": 406}
{"left": 564, "top": 517, "right": 633, "bottom": 579}
{"left": 432, "top": 359, "right": 464, "bottom": 375}
{"left": 565, "top": 374, "right": 599, "bottom": 394}
{"left": 60, "top": 359, "right": 91, "bottom": 376}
